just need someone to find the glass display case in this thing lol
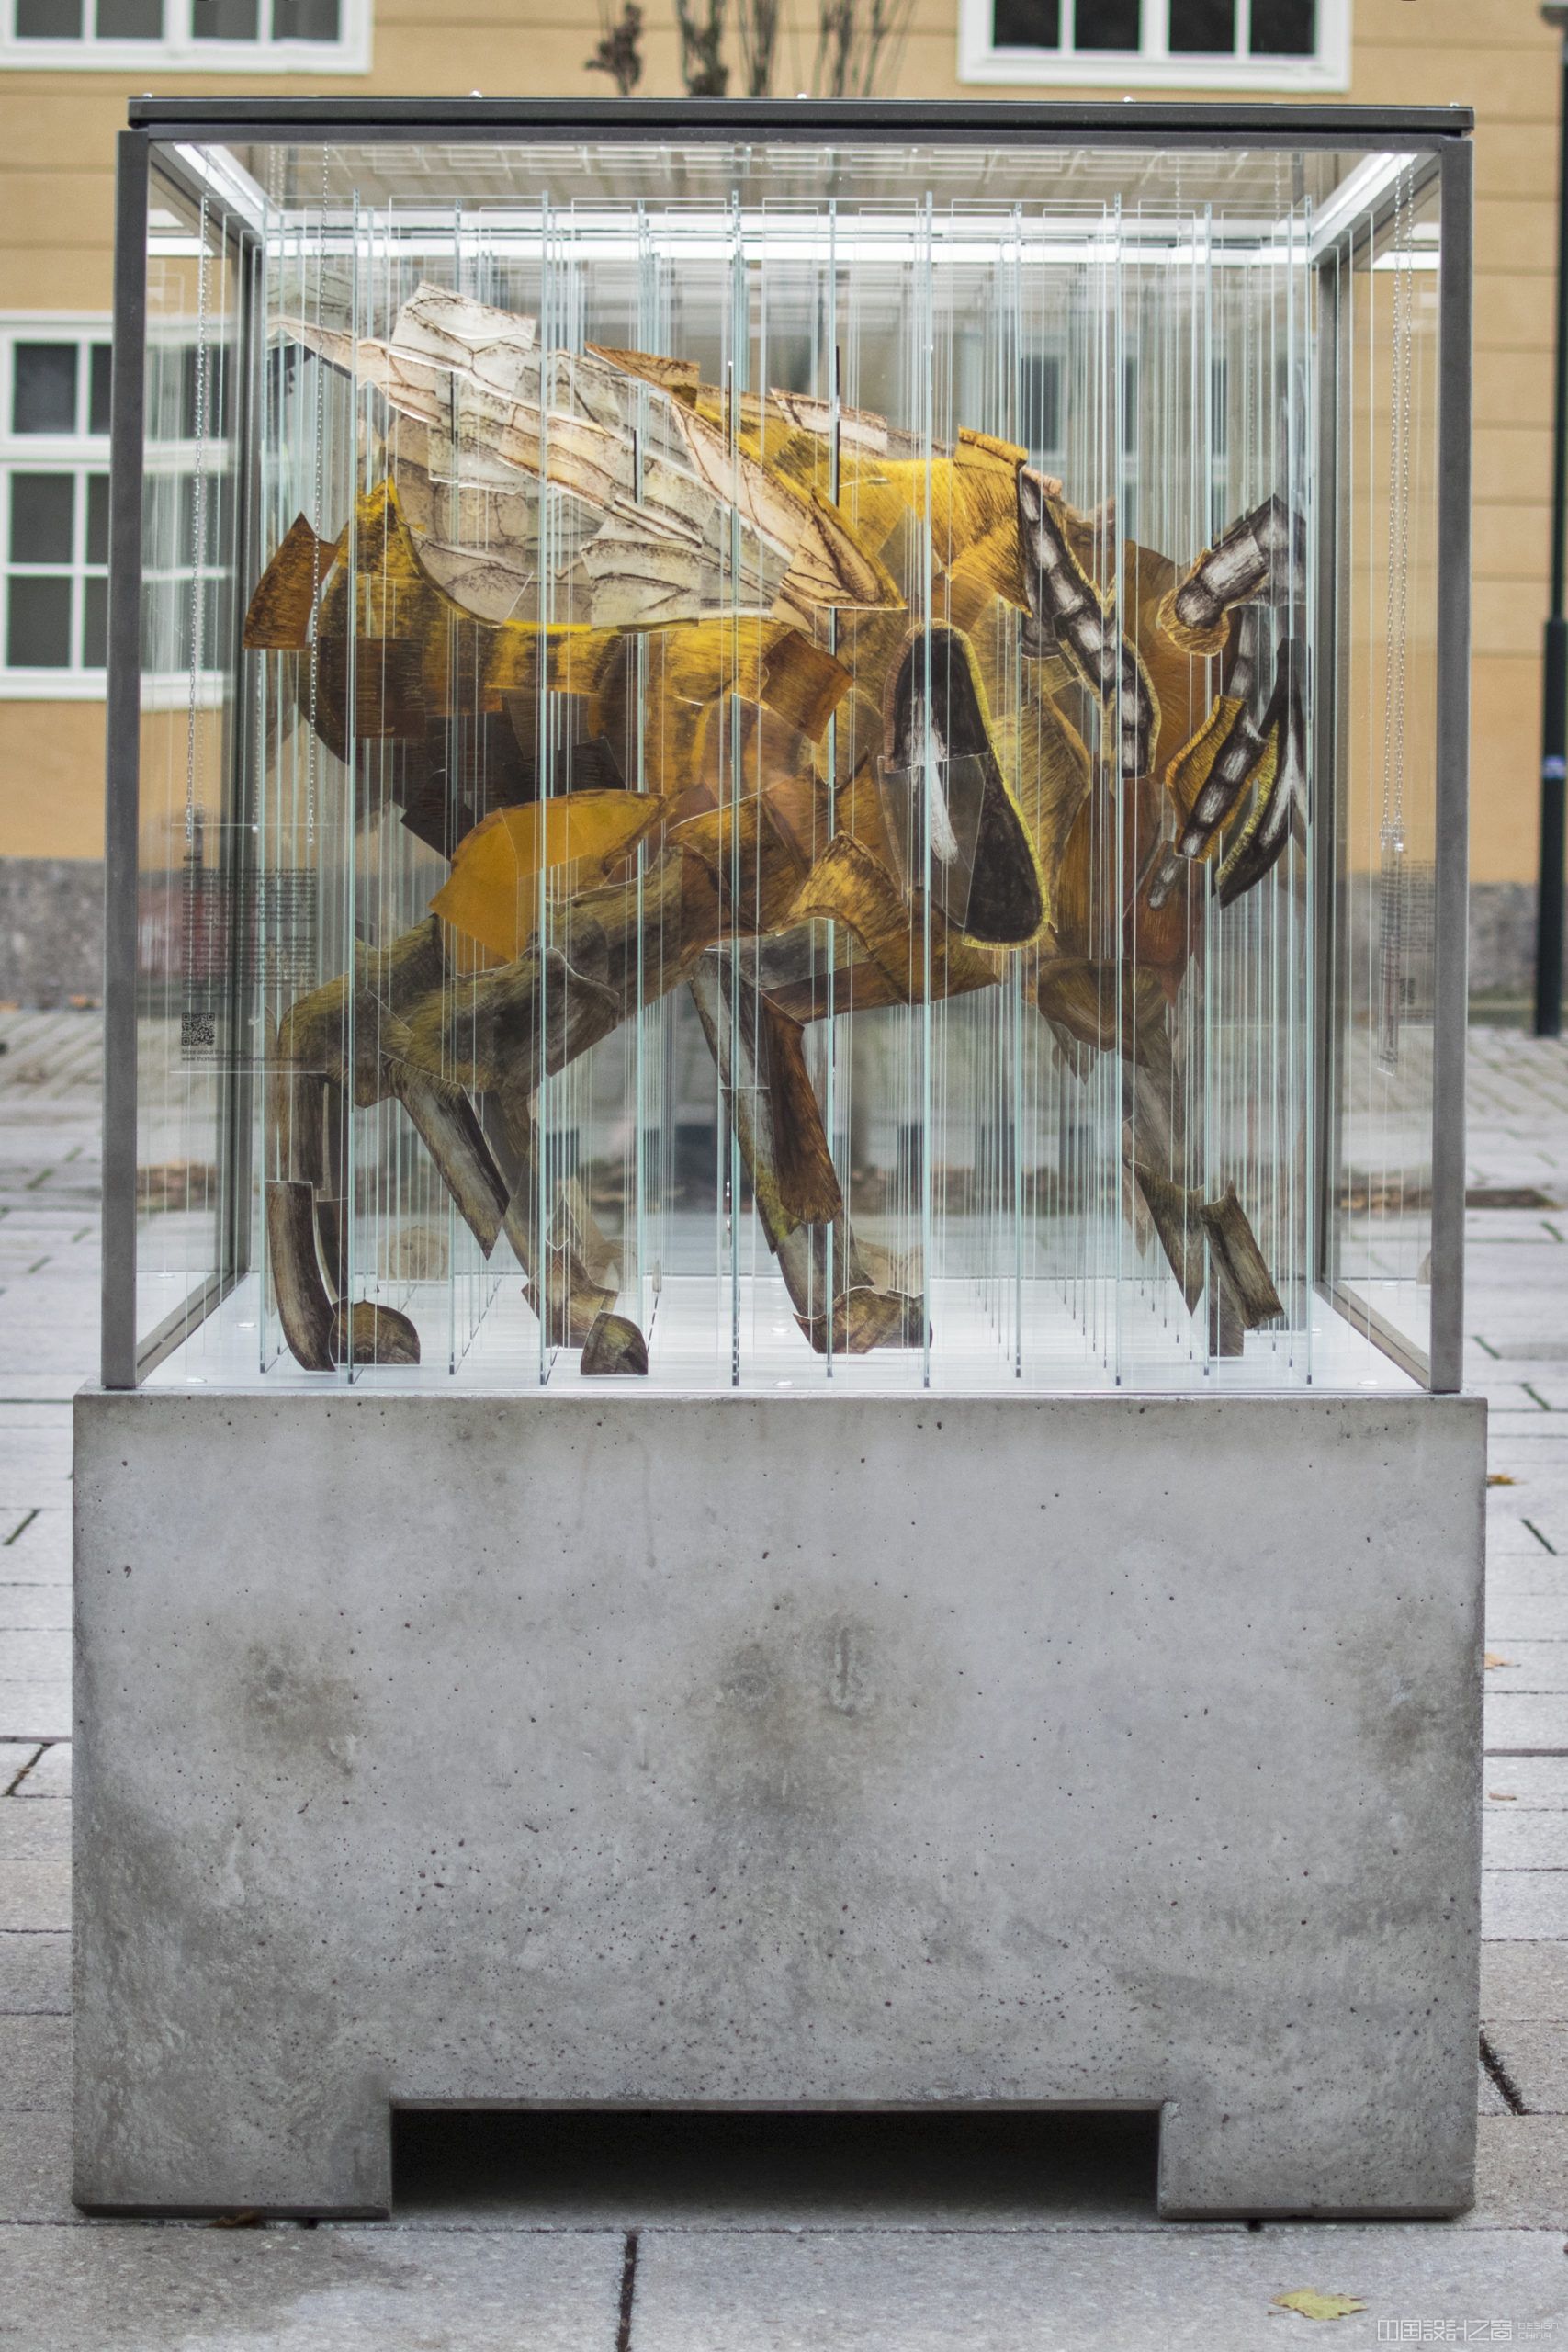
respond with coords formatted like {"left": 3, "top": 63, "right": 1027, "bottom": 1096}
{"left": 101, "top": 98, "right": 1472, "bottom": 1396}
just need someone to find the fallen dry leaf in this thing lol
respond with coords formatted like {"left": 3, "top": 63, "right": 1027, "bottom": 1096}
{"left": 1487, "top": 1473, "right": 1517, "bottom": 1487}
{"left": 1484, "top": 1653, "right": 1517, "bottom": 1670}
{"left": 1488, "top": 1791, "right": 1517, "bottom": 1802}
{"left": 1273, "top": 2290, "right": 1367, "bottom": 2322}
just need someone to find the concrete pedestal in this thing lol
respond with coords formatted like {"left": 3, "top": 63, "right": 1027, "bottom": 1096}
{"left": 73, "top": 1388, "right": 1484, "bottom": 2220}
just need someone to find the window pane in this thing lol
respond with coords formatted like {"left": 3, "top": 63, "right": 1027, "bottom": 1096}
{"left": 273, "top": 0, "right": 339, "bottom": 34}
{"left": 1073, "top": 0, "right": 1140, "bottom": 49}
{"left": 15, "top": 0, "right": 84, "bottom": 32}
{"left": 205, "top": 576, "right": 228, "bottom": 668}
{"left": 83, "top": 575, "right": 107, "bottom": 669}
{"left": 1250, "top": 0, "right": 1314, "bottom": 50}
{"left": 145, "top": 474, "right": 177, "bottom": 571}
{"left": 168, "top": 575, "right": 225, "bottom": 671}
{"left": 177, "top": 345, "right": 231, "bottom": 440}
{"left": 192, "top": 0, "right": 258, "bottom": 34}
{"left": 1170, "top": 0, "right": 1234, "bottom": 49}
{"left": 89, "top": 345, "right": 113, "bottom": 435}
{"left": 179, "top": 473, "right": 223, "bottom": 568}
{"left": 7, "top": 576, "right": 72, "bottom": 668}
{"left": 1022, "top": 353, "right": 1062, "bottom": 454}
{"left": 96, "top": 0, "right": 164, "bottom": 31}
{"left": 10, "top": 474, "right": 74, "bottom": 565}
{"left": 992, "top": 0, "right": 1058, "bottom": 33}
{"left": 13, "top": 344, "right": 77, "bottom": 435}
{"left": 86, "top": 473, "right": 109, "bottom": 566}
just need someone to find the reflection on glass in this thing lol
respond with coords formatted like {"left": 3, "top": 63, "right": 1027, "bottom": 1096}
{"left": 15, "top": 0, "right": 83, "bottom": 31}
{"left": 1075, "top": 0, "right": 1141, "bottom": 49}
{"left": 7, "top": 575, "right": 70, "bottom": 666}
{"left": 1250, "top": 0, "right": 1314, "bottom": 51}
{"left": 1169, "top": 0, "right": 1235, "bottom": 51}
{"left": 273, "top": 0, "right": 340, "bottom": 34}
{"left": 991, "top": 0, "right": 1059, "bottom": 42}
{"left": 96, "top": 0, "right": 163, "bottom": 33}
{"left": 85, "top": 472, "right": 109, "bottom": 566}
{"left": 83, "top": 574, "right": 107, "bottom": 668}
{"left": 89, "top": 345, "right": 113, "bottom": 435}
{"left": 192, "top": 0, "right": 258, "bottom": 35}
{"left": 10, "top": 472, "right": 73, "bottom": 562}
{"left": 13, "top": 345, "right": 76, "bottom": 435}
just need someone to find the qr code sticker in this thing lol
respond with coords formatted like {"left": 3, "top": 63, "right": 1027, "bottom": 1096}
{"left": 181, "top": 1010, "right": 216, "bottom": 1058}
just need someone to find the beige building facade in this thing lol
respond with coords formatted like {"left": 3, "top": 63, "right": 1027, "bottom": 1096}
{"left": 0, "top": 0, "right": 1542, "bottom": 998}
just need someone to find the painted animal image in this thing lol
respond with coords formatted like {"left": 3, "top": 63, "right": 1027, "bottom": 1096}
{"left": 248, "top": 283, "right": 1303, "bottom": 1373}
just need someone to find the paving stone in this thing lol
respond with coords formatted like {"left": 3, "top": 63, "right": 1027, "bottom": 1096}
{"left": 1485, "top": 2020, "right": 1568, "bottom": 2115}
{"left": 1502, "top": 1385, "right": 1568, "bottom": 1413}
{"left": 0, "top": 1585, "right": 68, "bottom": 1632}
{"left": 1480, "top": 1410, "right": 1568, "bottom": 1442}
{"left": 1481, "top": 1939, "right": 1568, "bottom": 2021}
{"left": 629, "top": 2226, "right": 1568, "bottom": 2352}
{"left": 0, "top": 1689, "right": 69, "bottom": 1746}
{"left": 1486, "top": 1591, "right": 1568, "bottom": 1640}
{"left": 1485, "top": 2110, "right": 1567, "bottom": 2263}
{"left": 0, "top": 2014, "right": 69, "bottom": 2111}
{"left": 1486, "top": 1498, "right": 1568, "bottom": 1553}
{"left": 0, "top": 1932, "right": 68, "bottom": 2016}
{"left": 0, "top": 1429, "right": 73, "bottom": 1487}
{"left": 0, "top": 2109, "right": 73, "bottom": 2224}
{"left": 0, "top": 1552, "right": 70, "bottom": 1591}
{"left": 1483, "top": 1871, "right": 1568, "bottom": 1940}
{"left": 2, "top": 1629, "right": 68, "bottom": 1683}
{"left": 1487, "top": 1555, "right": 1568, "bottom": 1600}
{"left": 1484, "top": 1520, "right": 1567, "bottom": 1557}
{"left": 0, "top": 2224, "right": 624, "bottom": 2352}
{"left": 0, "top": 1745, "right": 38, "bottom": 1796}
{"left": 2, "top": 1506, "right": 72, "bottom": 1574}
{"left": 0, "top": 1801, "right": 65, "bottom": 1863}
{"left": 0, "top": 1851, "right": 69, "bottom": 1933}
{"left": 1485, "top": 1693, "right": 1568, "bottom": 1751}
{"left": 1478, "top": 2059, "right": 1510, "bottom": 2114}
{"left": 1484, "top": 1809, "right": 1568, "bottom": 1868}
{"left": 14, "top": 1740, "right": 69, "bottom": 1798}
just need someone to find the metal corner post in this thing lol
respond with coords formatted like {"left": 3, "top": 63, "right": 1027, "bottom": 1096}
{"left": 1537, "top": 18, "right": 1568, "bottom": 1035}
{"left": 100, "top": 130, "right": 150, "bottom": 1390}
{"left": 1430, "top": 135, "right": 1473, "bottom": 1395}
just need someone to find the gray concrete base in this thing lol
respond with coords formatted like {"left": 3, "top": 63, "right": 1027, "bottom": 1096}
{"left": 72, "top": 1389, "right": 1484, "bottom": 2221}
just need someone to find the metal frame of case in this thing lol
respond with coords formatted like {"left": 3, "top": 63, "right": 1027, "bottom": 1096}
{"left": 99, "top": 98, "right": 1473, "bottom": 1394}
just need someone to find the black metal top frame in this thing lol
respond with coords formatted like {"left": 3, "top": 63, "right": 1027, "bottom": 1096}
{"left": 128, "top": 95, "right": 1474, "bottom": 143}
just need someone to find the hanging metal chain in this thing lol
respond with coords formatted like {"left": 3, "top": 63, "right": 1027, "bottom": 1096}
{"left": 1377, "top": 164, "right": 1413, "bottom": 1074}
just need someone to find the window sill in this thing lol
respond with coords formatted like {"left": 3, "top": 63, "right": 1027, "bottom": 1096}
{"left": 956, "top": 46, "right": 1348, "bottom": 89}
{"left": 0, "top": 669, "right": 105, "bottom": 699}
{"left": 0, "top": 35, "right": 368, "bottom": 69}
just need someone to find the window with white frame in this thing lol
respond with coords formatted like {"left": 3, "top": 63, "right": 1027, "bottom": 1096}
{"left": 959, "top": 0, "right": 1347, "bottom": 89}
{"left": 0, "top": 324, "right": 111, "bottom": 691}
{"left": 0, "top": 320, "right": 231, "bottom": 696}
{"left": 0, "top": 0, "right": 367, "bottom": 71}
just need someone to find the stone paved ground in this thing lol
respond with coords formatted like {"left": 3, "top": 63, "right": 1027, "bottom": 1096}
{"left": 0, "top": 1011, "right": 1564, "bottom": 2349}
